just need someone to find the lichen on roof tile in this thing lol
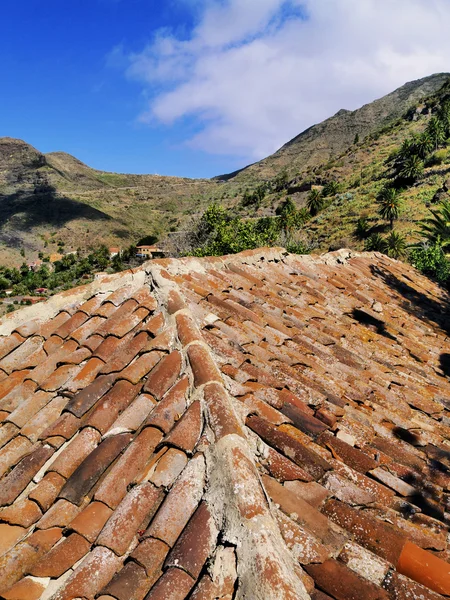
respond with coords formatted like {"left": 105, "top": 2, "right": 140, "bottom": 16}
{"left": 0, "top": 248, "right": 450, "bottom": 599}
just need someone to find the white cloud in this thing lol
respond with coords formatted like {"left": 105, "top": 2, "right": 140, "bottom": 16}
{"left": 122, "top": 0, "right": 450, "bottom": 161}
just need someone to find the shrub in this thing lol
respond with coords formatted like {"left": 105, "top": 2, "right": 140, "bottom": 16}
{"left": 409, "top": 241, "right": 450, "bottom": 284}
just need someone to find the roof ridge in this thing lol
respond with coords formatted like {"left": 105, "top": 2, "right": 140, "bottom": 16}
{"left": 149, "top": 264, "right": 310, "bottom": 598}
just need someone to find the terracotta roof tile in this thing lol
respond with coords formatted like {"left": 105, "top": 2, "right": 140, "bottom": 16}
{"left": 30, "top": 532, "right": 91, "bottom": 577}
{"left": 35, "top": 498, "right": 81, "bottom": 529}
{"left": 100, "top": 561, "right": 155, "bottom": 600}
{"left": 97, "top": 482, "right": 164, "bottom": 555}
{"left": 0, "top": 444, "right": 54, "bottom": 506}
{"left": 164, "top": 400, "right": 202, "bottom": 453}
{"left": 144, "top": 567, "right": 195, "bottom": 600}
{"left": 145, "top": 375, "right": 189, "bottom": 433}
{"left": 48, "top": 426, "right": 101, "bottom": 478}
{"left": 145, "top": 453, "right": 205, "bottom": 546}
{"left": 59, "top": 432, "right": 133, "bottom": 505}
{"left": 68, "top": 500, "right": 113, "bottom": 542}
{"left": 305, "top": 558, "right": 390, "bottom": 600}
{"left": 95, "top": 426, "right": 163, "bottom": 508}
{"left": 130, "top": 536, "right": 169, "bottom": 577}
{"left": 28, "top": 471, "right": 66, "bottom": 511}
{"left": 1, "top": 576, "right": 47, "bottom": 600}
{"left": 165, "top": 501, "right": 218, "bottom": 578}
{"left": 1, "top": 249, "right": 450, "bottom": 599}
{"left": 48, "top": 545, "right": 122, "bottom": 600}
{"left": 0, "top": 496, "right": 42, "bottom": 527}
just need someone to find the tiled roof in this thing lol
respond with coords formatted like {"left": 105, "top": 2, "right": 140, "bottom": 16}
{"left": 0, "top": 247, "right": 449, "bottom": 599}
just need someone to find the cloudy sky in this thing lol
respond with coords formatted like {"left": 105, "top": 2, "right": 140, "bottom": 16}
{"left": 1, "top": 0, "right": 449, "bottom": 177}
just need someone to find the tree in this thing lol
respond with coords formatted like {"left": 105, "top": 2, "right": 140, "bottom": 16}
{"left": 276, "top": 198, "right": 303, "bottom": 235}
{"left": 427, "top": 117, "right": 445, "bottom": 150}
{"left": 322, "top": 181, "right": 340, "bottom": 197}
{"left": 355, "top": 217, "right": 370, "bottom": 239}
{"left": 377, "top": 187, "right": 401, "bottom": 229}
{"left": 306, "top": 189, "right": 325, "bottom": 216}
{"left": 419, "top": 200, "right": 450, "bottom": 251}
{"left": 365, "top": 233, "right": 388, "bottom": 253}
{"left": 416, "top": 132, "right": 433, "bottom": 159}
{"left": 353, "top": 133, "right": 360, "bottom": 145}
{"left": 398, "top": 154, "right": 424, "bottom": 183}
{"left": 385, "top": 231, "right": 406, "bottom": 259}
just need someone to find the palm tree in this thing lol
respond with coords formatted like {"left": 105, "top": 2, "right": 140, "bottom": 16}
{"left": 377, "top": 187, "right": 401, "bottom": 229}
{"left": 355, "top": 217, "right": 370, "bottom": 239}
{"left": 438, "top": 101, "right": 450, "bottom": 136}
{"left": 420, "top": 200, "right": 450, "bottom": 251}
{"left": 427, "top": 117, "right": 445, "bottom": 150}
{"left": 385, "top": 231, "right": 406, "bottom": 259}
{"left": 307, "top": 189, "right": 325, "bottom": 216}
{"left": 416, "top": 132, "right": 433, "bottom": 159}
{"left": 398, "top": 154, "right": 424, "bottom": 183}
{"left": 365, "top": 233, "right": 388, "bottom": 253}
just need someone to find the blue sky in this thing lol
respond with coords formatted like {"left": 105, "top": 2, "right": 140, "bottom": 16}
{"left": 1, "top": 0, "right": 449, "bottom": 178}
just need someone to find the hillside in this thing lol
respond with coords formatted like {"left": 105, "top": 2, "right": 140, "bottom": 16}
{"left": 0, "top": 138, "right": 220, "bottom": 265}
{"left": 199, "top": 74, "right": 450, "bottom": 263}
{"left": 2, "top": 73, "right": 450, "bottom": 266}
{"left": 218, "top": 73, "right": 450, "bottom": 183}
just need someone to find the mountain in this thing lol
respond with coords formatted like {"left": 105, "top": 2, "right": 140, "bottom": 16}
{"left": 218, "top": 73, "right": 450, "bottom": 182}
{"left": 0, "top": 138, "right": 218, "bottom": 266}
{"left": 1, "top": 72, "right": 450, "bottom": 266}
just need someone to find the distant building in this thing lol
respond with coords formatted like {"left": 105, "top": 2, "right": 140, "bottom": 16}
{"left": 135, "top": 245, "right": 164, "bottom": 260}
{"left": 28, "top": 259, "right": 42, "bottom": 271}
{"left": 109, "top": 247, "right": 121, "bottom": 258}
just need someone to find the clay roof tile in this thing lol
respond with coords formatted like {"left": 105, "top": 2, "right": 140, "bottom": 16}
{"left": 1, "top": 248, "right": 450, "bottom": 599}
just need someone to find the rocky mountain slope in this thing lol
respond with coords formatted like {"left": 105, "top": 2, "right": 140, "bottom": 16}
{"left": 219, "top": 73, "right": 450, "bottom": 182}
{"left": 0, "top": 138, "right": 218, "bottom": 265}
{"left": 1, "top": 72, "right": 450, "bottom": 266}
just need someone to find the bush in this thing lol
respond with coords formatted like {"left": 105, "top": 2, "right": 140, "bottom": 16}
{"left": 409, "top": 241, "right": 450, "bottom": 284}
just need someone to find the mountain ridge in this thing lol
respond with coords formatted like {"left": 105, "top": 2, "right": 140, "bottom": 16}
{"left": 1, "top": 72, "right": 450, "bottom": 265}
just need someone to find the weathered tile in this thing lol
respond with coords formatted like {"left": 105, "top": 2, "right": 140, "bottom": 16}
{"left": 150, "top": 448, "right": 188, "bottom": 488}
{"left": 59, "top": 432, "right": 132, "bottom": 505}
{"left": 28, "top": 471, "right": 66, "bottom": 512}
{"left": 144, "top": 350, "right": 182, "bottom": 399}
{"left": 145, "top": 454, "right": 205, "bottom": 546}
{"left": 165, "top": 501, "right": 218, "bottom": 578}
{"left": 36, "top": 498, "right": 81, "bottom": 529}
{"left": 48, "top": 427, "right": 101, "bottom": 478}
{"left": 49, "top": 545, "right": 122, "bottom": 600}
{"left": 30, "top": 532, "right": 91, "bottom": 577}
{"left": 95, "top": 427, "right": 163, "bottom": 508}
{"left": 0, "top": 497, "right": 42, "bottom": 528}
{"left": 65, "top": 373, "right": 116, "bottom": 417}
{"left": 100, "top": 561, "right": 155, "bottom": 600}
{"left": 144, "top": 567, "right": 195, "bottom": 600}
{"left": 0, "top": 444, "right": 54, "bottom": 506}
{"left": 0, "top": 523, "right": 27, "bottom": 555}
{"left": 145, "top": 376, "right": 189, "bottom": 433}
{"left": 164, "top": 400, "right": 202, "bottom": 453}
{"left": 68, "top": 500, "right": 113, "bottom": 542}
{"left": 97, "top": 482, "right": 164, "bottom": 555}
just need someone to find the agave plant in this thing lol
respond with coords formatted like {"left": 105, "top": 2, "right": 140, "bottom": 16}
{"left": 385, "top": 231, "right": 406, "bottom": 259}
{"left": 420, "top": 200, "right": 450, "bottom": 251}
{"left": 377, "top": 187, "right": 401, "bottom": 229}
